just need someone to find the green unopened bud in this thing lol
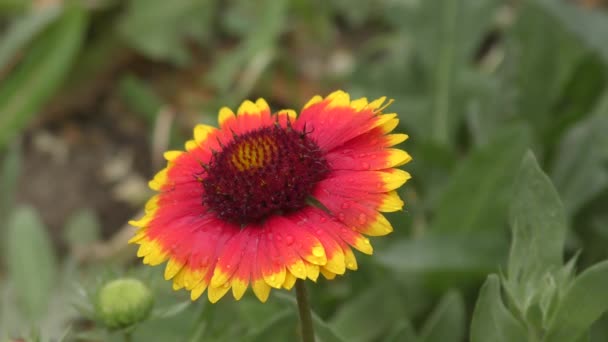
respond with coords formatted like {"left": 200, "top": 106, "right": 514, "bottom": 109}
{"left": 96, "top": 278, "right": 154, "bottom": 329}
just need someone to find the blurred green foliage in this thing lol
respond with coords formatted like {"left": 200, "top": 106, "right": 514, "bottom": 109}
{"left": 1, "top": 0, "right": 608, "bottom": 341}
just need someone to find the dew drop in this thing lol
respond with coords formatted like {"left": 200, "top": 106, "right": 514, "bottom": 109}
{"left": 276, "top": 235, "right": 282, "bottom": 241}
{"left": 319, "top": 216, "right": 327, "bottom": 223}
{"left": 358, "top": 213, "right": 367, "bottom": 225}
{"left": 285, "top": 235, "right": 294, "bottom": 245}
{"left": 361, "top": 162, "right": 370, "bottom": 169}
{"left": 341, "top": 202, "right": 351, "bottom": 209}
{"left": 338, "top": 212, "right": 346, "bottom": 221}
{"left": 316, "top": 229, "right": 323, "bottom": 235}
{"left": 347, "top": 262, "right": 356, "bottom": 269}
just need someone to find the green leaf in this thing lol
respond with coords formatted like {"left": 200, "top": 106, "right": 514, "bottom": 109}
{"left": 418, "top": 291, "right": 465, "bottom": 342}
{"left": 274, "top": 292, "right": 346, "bottom": 342}
{"left": 206, "top": 0, "right": 286, "bottom": 94}
{"left": 376, "top": 232, "right": 507, "bottom": 274}
{"left": 330, "top": 284, "right": 407, "bottom": 342}
{"left": 420, "top": 0, "right": 500, "bottom": 145}
{"left": 470, "top": 275, "right": 527, "bottom": 342}
{"left": 5, "top": 206, "right": 57, "bottom": 320}
{"left": 0, "top": 5, "right": 61, "bottom": 71}
{"left": 0, "top": 3, "right": 87, "bottom": 150}
{"left": 118, "top": 0, "right": 215, "bottom": 65}
{"left": 551, "top": 92, "right": 608, "bottom": 215}
{"left": 545, "top": 260, "right": 608, "bottom": 342}
{"left": 63, "top": 208, "right": 101, "bottom": 247}
{"left": 535, "top": 0, "right": 608, "bottom": 64}
{"left": 0, "top": 0, "right": 31, "bottom": 13}
{"left": 385, "top": 320, "right": 419, "bottom": 342}
{"left": 117, "top": 74, "right": 165, "bottom": 124}
{"left": 508, "top": 151, "right": 568, "bottom": 285}
{"left": 505, "top": 151, "right": 568, "bottom": 318}
{"left": 432, "top": 125, "right": 530, "bottom": 232}
{"left": 244, "top": 310, "right": 295, "bottom": 342}
{"left": 505, "top": 0, "right": 585, "bottom": 134}
{"left": 0, "top": 141, "right": 21, "bottom": 220}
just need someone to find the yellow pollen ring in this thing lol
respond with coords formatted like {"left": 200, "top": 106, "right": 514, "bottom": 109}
{"left": 230, "top": 136, "right": 278, "bottom": 171}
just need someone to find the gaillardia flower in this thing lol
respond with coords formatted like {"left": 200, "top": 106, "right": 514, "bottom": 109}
{"left": 129, "top": 90, "right": 411, "bottom": 303}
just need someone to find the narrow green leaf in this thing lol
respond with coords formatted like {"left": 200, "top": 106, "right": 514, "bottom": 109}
{"left": 506, "top": 0, "right": 585, "bottom": 133}
{"left": 0, "top": 5, "right": 61, "bottom": 70}
{"left": 376, "top": 232, "right": 507, "bottom": 274}
{"left": 421, "top": 0, "right": 500, "bottom": 145}
{"left": 206, "top": 0, "right": 286, "bottom": 93}
{"left": 545, "top": 260, "right": 608, "bottom": 342}
{"left": 117, "top": 74, "right": 164, "bottom": 124}
{"left": 63, "top": 208, "right": 101, "bottom": 247}
{"left": 432, "top": 125, "right": 530, "bottom": 232}
{"left": 508, "top": 151, "right": 568, "bottom": 287}
{"left": 385, "top": 320, "right": 419, "bottom": 342}
{"left": 0, "top": 3, "right": 87, "bottom": 149}
{"left": 551, "top": 92, "right": 608, "bottom": 215}
{"left": 244, "top": 310, "right": 295, "bottom": 342}
{"left": 470, "top": 275, "right": 527, "bottom": 342}
{"left": 0, "top": 141, "right": 21, "bottom": 220}
{"left": 330, "top": 284, "right": 407, "bottom": 342}
{"left": 5, "top": 206, "right": 57, "bottom": 320}
{"left": 419, "top": 291, "right": 465, "bottom": 342}
{"left": 536, "top": 0, "right": 608, "bottom": 64}
{"left": 118, "top": 0, "right": 214, "bottom": 65}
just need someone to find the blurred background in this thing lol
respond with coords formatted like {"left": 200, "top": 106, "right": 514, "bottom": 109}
{"left": 1, "top": 0, "right": 608, "bottom": 341}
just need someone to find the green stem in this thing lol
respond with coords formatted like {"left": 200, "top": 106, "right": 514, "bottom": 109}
{"left": 295, "top": 280, "right": 315, "bottom": 342}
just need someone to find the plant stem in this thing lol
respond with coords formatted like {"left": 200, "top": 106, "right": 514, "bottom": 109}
{"left": 295, "top": 280, "right": 315, "bottom": 342}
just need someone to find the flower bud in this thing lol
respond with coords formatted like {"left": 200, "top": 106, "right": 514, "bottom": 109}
{"left": 96, "top": 278, "right": 154, "bottom": 329}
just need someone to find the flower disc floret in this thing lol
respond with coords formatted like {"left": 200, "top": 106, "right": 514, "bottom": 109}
{"left": 202, "top": 123, "right": 328, "bottom": 225}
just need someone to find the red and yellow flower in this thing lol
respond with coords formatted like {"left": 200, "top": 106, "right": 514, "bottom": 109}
{"left": 129, "top": 90, "right": 412, "bottom": 303}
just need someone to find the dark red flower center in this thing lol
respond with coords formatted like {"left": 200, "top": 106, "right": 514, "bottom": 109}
{"left": 202, "top": 123, "right": 329, "bottom": 225}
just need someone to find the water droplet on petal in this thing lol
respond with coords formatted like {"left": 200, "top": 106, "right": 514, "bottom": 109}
{"left": 358, "top": 213, "right": 367, "bottom": 225}
{"left": 338, "top": 213, "right": 346, "bottom": 221}
{"left": 316, "top": 229, "right": 323, "bottom": 235}
{"left": 276, "top": 235, "right": 282, "bottom": 241}
{"left": 361, "top": 162, "right": 370, "bottom": 169}
{"left": 285, "top": 235, "right": 294, "bottom": 245}
{"left": 347, "top": 262, "right": 355, "bottom": 268}
{"left": 319, "top": 216, "right": 327, "bottom": 223}
{"left": 341, "top": 202, "right": 351, "bottom": 209}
